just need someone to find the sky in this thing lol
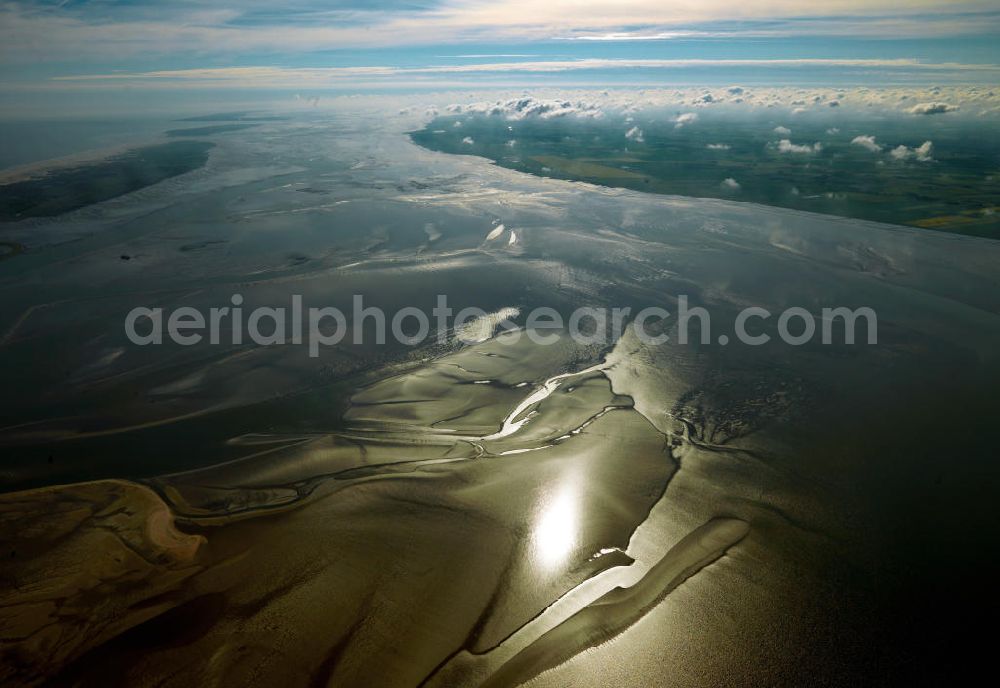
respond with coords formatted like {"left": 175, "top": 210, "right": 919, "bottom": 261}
{"left": 0, "top": 1, "right": 998, "bottom": 111}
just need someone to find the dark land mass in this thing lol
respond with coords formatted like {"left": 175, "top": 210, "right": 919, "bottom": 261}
{"left": 0, "top": 140, "right": 214, "bottom": 221}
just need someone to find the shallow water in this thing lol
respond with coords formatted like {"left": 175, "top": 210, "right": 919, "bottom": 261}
{"left": 1, "top": 105, "right": 999, "bottom": 686}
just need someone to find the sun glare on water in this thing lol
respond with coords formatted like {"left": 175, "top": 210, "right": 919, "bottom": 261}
{"left": 532, "top": 483, "right": 579, "bottom": 570}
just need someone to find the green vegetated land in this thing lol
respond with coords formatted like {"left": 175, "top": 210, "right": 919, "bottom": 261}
{"left": 412, "top": 113, "right": 1000, "bottom": 238}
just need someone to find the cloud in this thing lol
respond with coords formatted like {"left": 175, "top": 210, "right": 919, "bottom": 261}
{"left": 449, "top": 96, "right": 605, "bottom": 120}
{"left": 721, "top": 178, "right": 741, "bottom": 191}
{"left": 707, "top": 143, "right": 730, "bottom": 150}
{"left": 674, "top": 112, "right": 699, "bottom": 129}
{"left": 42, "top": 60, "right": 1000, "bottom": 92}
{"left": 555, "top": 30, "right": 712, "bottom": 41}
{"left": 418, "top": 88, "right": 999, "bottom": 138}
{"left": 59, "top": 58, "right": 1000, "bottom": 78}
{"left": 773, "top": 125, "right": 791, "bottom": 135}
{"left": 462, "top": 136, "right": 474, "bottom": 144}
{"left": 4, "top": 2, "right": 1000, "bottom": 66}
{"left": 625, "top": 126, "right": 645, "bottom": 142}
{"left": 908, "top": 101, "right": 959, "bottom": 115}
{"left": 776, "top": 139, "right": 822, "bottom": 154}
{"left": 890, "top": 140, "right": 934, "bottom": 161}
{"left": 851, "top": 135, "right": 882, "bottom": 152}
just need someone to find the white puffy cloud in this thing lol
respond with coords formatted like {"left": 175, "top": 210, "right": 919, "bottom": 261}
{"left": 776, "top": 139, "right": 822, "bottom": 154}
{"left": 908, "top": 102, "right": 958, "bottom": 115}
{"left": 890, "top": 140, "right": 934, "bottom": 161}
{"left": 462, "top": 136, "right": 474, "bottom": 144}
{"left": 721, "top": 178, "right": 741, "bottom": 190}
{"left": 706, "top": 143, "right": 730, "bottom": 150}
{"left": 851, "top": 135, "right": 882, "bottom": 152}
{"left": 673, "top": 112, "right": 699, "bottom": 129}
{"left": 450, "top": 96, "right": 605, "bottom": 120}
{"left": 625, "top": 126, "right": 645, "bottom": 142}
{"left": 773, "top": 125, "right": 791, "bottom": 135}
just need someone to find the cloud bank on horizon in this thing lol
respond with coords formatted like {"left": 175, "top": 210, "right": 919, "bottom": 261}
{"left": 422, "top": 88, "right": 999, "bottom": 121}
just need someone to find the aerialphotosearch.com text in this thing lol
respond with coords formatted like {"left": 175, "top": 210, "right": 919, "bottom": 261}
{"left": 124, "top": 294, "right": 878, "bottom": 357}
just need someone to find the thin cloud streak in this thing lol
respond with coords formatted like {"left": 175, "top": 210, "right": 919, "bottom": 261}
{"left": 52, "top": 59, "right": 1000, "bottom": 86}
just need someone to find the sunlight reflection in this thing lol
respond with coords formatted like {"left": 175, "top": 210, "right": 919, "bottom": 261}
{"left": 532, "top": 482, "right": 579, "bottom": 570}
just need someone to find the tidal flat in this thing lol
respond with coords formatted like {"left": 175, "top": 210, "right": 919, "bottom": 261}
{"left": 0, "top": 103, "right": 999, "bottom": 686}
